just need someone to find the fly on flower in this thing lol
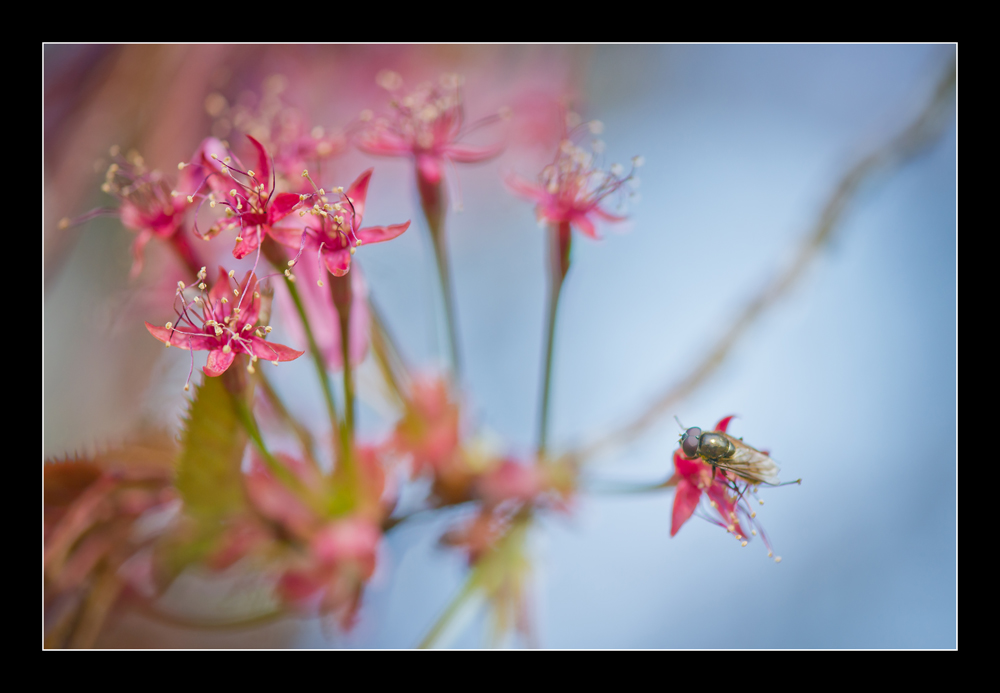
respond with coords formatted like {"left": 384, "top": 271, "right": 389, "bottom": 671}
{"left": 678, "top": 416, "right": 781, "bottom": 487}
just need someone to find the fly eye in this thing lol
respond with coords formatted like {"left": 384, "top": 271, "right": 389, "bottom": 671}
{"left": 681, "top": 427, "right": 702, "bottom": 458}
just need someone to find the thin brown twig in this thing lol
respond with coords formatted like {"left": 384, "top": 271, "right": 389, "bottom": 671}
{"left": 572, "top": 57, "right": 955, "bottom": 464}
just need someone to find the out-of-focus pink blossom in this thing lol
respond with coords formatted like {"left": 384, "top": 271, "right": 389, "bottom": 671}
{"left": 356, "top": 71, "right": 505, "bottom": 190}
{"left": 506, "top": 117, "right": 641, "bottom": 239}
{"left": 145, "top": 267, "right": 303, "bottom": 380}
{"left": 392, "top": 375, "right": 461, "bottom": 477}
{"left": 270, "top": 168, "right": 409, "bottom": 277}
{"left": 99, "top": 148, "right": 201, "bottom": 278}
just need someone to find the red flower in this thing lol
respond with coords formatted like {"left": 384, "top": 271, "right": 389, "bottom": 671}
{"left": 183, "top": 135, "right": 303, "bottom": 260}
{"left": 506, "top": 118, "right": 641, "bottom": 239}
{"left": 356, "top": 72, "right": 505, "bottom": 189}
{"left": 145, "top": 267, "right": 303, "bottom": 381}
{"left": 270, "top": 168, "right": 409, "bottom": 277}
{"left": 668, "top": 416, "right": 779, "bottom": 560}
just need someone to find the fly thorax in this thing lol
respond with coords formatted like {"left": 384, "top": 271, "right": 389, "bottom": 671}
{"left": 698, "top": 433, "right": 732, "bottom": 460}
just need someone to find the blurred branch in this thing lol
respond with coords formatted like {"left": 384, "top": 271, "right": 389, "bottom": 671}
{"left": 572, "top": 56, "right": 956, "bottom": 464}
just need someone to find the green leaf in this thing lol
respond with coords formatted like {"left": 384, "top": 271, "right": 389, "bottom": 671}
{"left": 158, "top": 375, "right": 249, "bottom": 577}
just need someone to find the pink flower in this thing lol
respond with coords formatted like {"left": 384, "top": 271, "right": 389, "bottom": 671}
{"left": 100, "top": 148, "right": 200, "bottom": 278}
{"left": 506, "top": 119, "right": 641, "bottom": 239}
{"left": 668, "top": 416, "right": 777, "bottom": 558}
{"left": 392, "top": 375, "right": 461, "bottom": 477}
{"left": 356, "top": 72, "right": 505, "bottom": 189}
{"left": 184, "top": 135, "right": 303, "bottom": 260}
{"left": 145, "top": 267, "right": 303, "bottom": 380}
{"left": 270, "top": 168, "right": 409, "bottom": 277}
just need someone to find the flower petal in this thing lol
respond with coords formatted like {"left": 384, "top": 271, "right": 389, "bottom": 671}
{"left": 204, "top": 348, "right": 236, "bottom": 377}
{"left": 357, "top": 131, "right": 412, "bottom": 158}
{"left": 323, "top": 247, "right": 352, "bottom": 277}
{"left": 345, "top": 168, "right": 373, "bottom": 230}
{"left": 571, "top": 213, "right": 600, "bottom": 240}
{"left": 268, "top": 219, "right": 313, "bottom": 250}
{"left": 356, "top": 221, "right": 410, "bottom": 245}
{"left": 245, "top": 135, "right": 272, "bottom": 194}
{"left": 145, "top": 322, "right": 215, "bottom": 351}
{"left": 714, "top": 415, "right": 736, "bottom": 433}
{"left": 670, "top": 479, "right": 702, "bottom": 537}
{"left": 592, "top": 206, "right": 628, "bottom": 223}
{"left": 248, "top": 336, "right": 304, "bottom": 363}
{"left": 232, "top": 226, "right": 263, "bottom": 259}
{"left": 267, "top": 192, "right": 301, "bottom": 224}
{"left": 129, "top": 230, "right": 153, "bottom": 280}
{"left": 504, "top": 174, "right": 549, "bottom": 204}
{"left": 446, "top": 141, "right": 505, "bottom": 163}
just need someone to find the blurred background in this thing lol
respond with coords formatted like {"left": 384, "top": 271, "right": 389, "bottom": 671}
{"left": 44, "top": 44, "right": 956, "bottom": 648}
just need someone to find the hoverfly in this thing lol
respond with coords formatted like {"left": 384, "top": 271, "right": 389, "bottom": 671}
{"left": 678, "top": 423, "right": 780, "bottom": 487}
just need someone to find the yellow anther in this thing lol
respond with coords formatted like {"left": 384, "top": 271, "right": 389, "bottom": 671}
{"left": 58, "top": 218, "right": 70, "bottom": 229}
{"left": 228, "top": 269, "right": 236, "bottom": 278}
{"left": 301, "top": 169, "right": 309, "bottom": 177}
{"left": 751, "top": 530, "right": 757, "bottom": 536}
{"left": 299, "top": 194, "right": 306, "bottom": 201}
{"left": 247, "top": 170, "right": 255, "bottom": 177}
{"left": 288, "top": 274, "right": 296, "bottom": 282}
{"left": 299, "top": 211, "right": 307, "bottom": 216}
{"left": 265, "top": 326, "right": 272, "bottom": 333}
{"left": 215, "top": 326, "right": 223, "bottom": 336}
{"left": 349, "top": 247, "right": 356, "bottom": 255}
{"left": 221, "top": 297, "right": 228, "bottom": 304}
{"left": 318, "top": 188, "right": 325, "bottom": 195}
{"left": 356, "top": 239, "right": 362, "bottom": 247}
{"left": 164, "top": 342, "right": 171, "bottom": 348}
{"left": 759, "top": 499, "right": 765, "bottom": 505}
{"left": 317, "top": 280, "right": 324, "bottom": 287}
{"left": 332, "top": 187, "right": 343, "bottom": 194}
{"left": 272, "top": 360, "right": 279, "bottom": 366}
{"left": 198, "top": 283, "right": 207, "bottom": 290}
{"left": 184, "top": 383, "right": 190, "bottom": 391}
{"left": 287, "top": 260, "right": 296, "bottom": 267}
{"left": 774, "top": 557, "right": 782, "bottom": 563}
{"left": 165, "top": 321, "right": 173, "bottom": 329}
{"left": 222, "top": 345, "right": 232, "bottom": 354}
{"left": 741, "top": 541, "right": 748, "bottom": 547}
{"left": 727, "top": 525, "right": 735, "bottom": 532}
{"left": 187, "top": 195, "right": 194, "bottom": 203}
{"left": 251, "top": 354, "right": 258, "bottom": 362}
{"left": 230, "top": 189, "right": 237, "bottom": 196}
{"left": 177, "top": 280, "right": 186, "bottom": 290}
{"left": 178, "top": 162, "right": 186, "bottom": 170}
{"left": 233, "top": 289, "right": 240, "bottom": 297}
{"left": 255, "top": 329, "right": 263, "bottom": 337}
{"left": 767, "top": 552, "right": 773, "bottom": 557}
{"left": 210, "top": 200, "right": 216, "bottom": 208}
{"left": 750, "top": 511, "right": 756, "bottom": 518}
{"left": 284, "top": 269, "right": 291, "bottom": 277}
{"left": 171, "top": 190, "right": 179, "bottom": 197}
{"left": 224, "top": 157, "right": 231, "bottom": 164}
{"left": 247, "top": 364, "right": 255, "bottom": 374}
{"left": 101, "top": 183, "right": 111, "bottom": 193}
{"left": 211, "top": 153, "right": 218, "bottom": 159}
{"left": 254, "top": 291, "right": 260, "bottom": 298}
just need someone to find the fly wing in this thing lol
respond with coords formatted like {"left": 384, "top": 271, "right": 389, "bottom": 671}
{"left": 717, "top": 433, "right": 781, "bottom": 485}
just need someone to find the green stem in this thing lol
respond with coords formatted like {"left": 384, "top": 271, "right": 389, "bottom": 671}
{"left": 338, "top": 296, "right": 355, "bottom": 439}
{"left": 430, "top": 227, "right": 462, "bottom": 378}
{"left": 231, "top": 390, "right": 300, "bottom": 493}
{"left": 538, "top": 222, "right": 571, "bottom": 458}
{"left": 419, "top": 562, "right": 483, "bottom": 649}
{"left": 283, "top": 276, "right": 340, "bottom": 449}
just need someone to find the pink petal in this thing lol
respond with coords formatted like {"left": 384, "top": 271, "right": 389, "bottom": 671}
{"left": 670, "top": 479, "right": 702, "bottom": 537}
{"left": 245, "top": 135, "right": 272, "bottom": 193}
{"left": 145, "top": 322, "right": 215, "bottom": 351}
{"left": 204, "top": 348, "right": 235, "bottom": 377}
{"left": 268, "top": 219, "right": 312, "bottom": 250}
{"left": 571, "top": 213, "right": 600, "bottom": 240}
{"left": 323, "top": 247, "right": 352, "bottom": 277}
{"left": 232, "top": 226, "right": 263, "bottom": 259}
{"left": 267, "top": 192, "right": 301, "bottom": 224}
{"left": 446, "top": 141, "right": 505, "bottom": 163}
{"left": 357, "top": 132, "right": 412, "bottom": 158}
{"left": 248, "top": 336, "right": 304, "bottom": 363}
{"left": 129, "top": 230, "right": 153, "bottom": 280}
{"left": 714, "top": 415, "right": 736, "bottom": 433}
{"left": 592, "top": 206, "right": 628, "bottom": 223}
{"left": 345, "top": 168, "right": 373, "bottom": 229}
{"left": 504, "top": 174, "right": 549, "bottom": 204}
{"left": 208, "top": 266, "right": 231, "bottom": 305}
{"left": 356, "top": 221, "right": 410, "bottom": 245}
{"left": 235, "top": 271, "right": 261, "bottom": 327}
